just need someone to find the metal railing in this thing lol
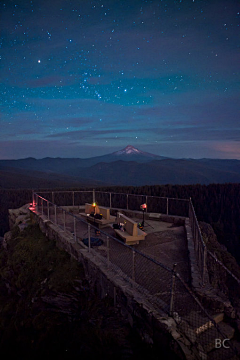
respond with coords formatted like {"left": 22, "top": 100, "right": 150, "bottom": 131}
{"left": 36, "top": 189, "right": 190, "bottom": 217}
{"left": 34, "top": 190, "right": 240, "bottom": 291}
{"left": 31, "top": 191, "right": 239, "bottom": 359}
{"left": 207, "top": 250, "right": 240, "bottom": 310}
{"left": 189, "top": 198, "right": 208, "bottom": 286}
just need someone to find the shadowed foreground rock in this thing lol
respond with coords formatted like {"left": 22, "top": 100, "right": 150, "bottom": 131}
{"left": 0, "top": 213, "right": 180, "bottom": 360}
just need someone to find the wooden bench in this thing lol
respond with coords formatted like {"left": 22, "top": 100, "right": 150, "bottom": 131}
{"left": 80, "top": 203, "right": 116, "bottom": 228}
{"left": 114, "top": 212, "right": 146, "bottom": 245}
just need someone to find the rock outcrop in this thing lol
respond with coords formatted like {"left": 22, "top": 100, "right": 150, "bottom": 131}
{"left": 0, "top": 206, "right": 167, "bottom": 359}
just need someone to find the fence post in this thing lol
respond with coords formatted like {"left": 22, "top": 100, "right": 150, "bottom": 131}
{"left": 72, "top": 191, "right": 75, "bottom": 207}
{"left": 132, "top": 250, "right": 135, "bottom": 281}
{"left": 189, "top": 197, "right": 191, "bottom": 218}
{"left": 52, "top": 192, "right": 54, "bottom": 204}
{"left": 113, "top": 287, "right": 117, "bottom": 307}
{"left": 166, "top": 198, "right": 169, "bottom": 215}
{"left": 42, "top": 199, "right": 44, "bottom": 215}
{"left": 88, "top": 224, "right": 91, "bottom": 252}
{"left": 109, "top": 193, "right": 112, "bottom": 210}
{"left": 63, "top": 210, "right": 66, "bottom": 232}
{"left": 74, "top": 217, "right": 76, "bottom": 242}
{"left": 32, "top": 190, "right": 34, "bottom": 206}
{"left": 36, "top": 195, "right": 38, "bottom": 211}
{"left": 127, "top": 194, "right": 129, "bottom": 210}
{"left": 170, "top": 263, "right": 177, "bottom": 316}
{"left": 47, "top": 201, "right": 49, "bottom": 220}
{"left": 145, "top": 196, "right": 148, "bottom": 213}
{"left": 54, "top": 205, "right": 57, "bottom": 224}
{"left": 107, "top": 236, "right": 110, "bottom": 268}
{"left": 202, "top": 245, "right": 207, "bottom": 286}
{"left": 93, "top": 189, "right": 95, "bottom": 203}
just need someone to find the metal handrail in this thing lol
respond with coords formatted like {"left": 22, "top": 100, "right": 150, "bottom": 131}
{"left": 33, "top": 190, "right": 240, "bottom": 291}
{"left": 32, "top": 191, "right": 239, "bottom": 358}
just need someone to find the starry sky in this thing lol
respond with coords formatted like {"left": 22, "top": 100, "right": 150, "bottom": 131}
{"left": 1, "top": 0, "right": 240, "bottom": 159}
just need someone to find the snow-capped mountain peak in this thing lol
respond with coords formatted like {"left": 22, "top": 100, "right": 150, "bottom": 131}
{"left": 114, "top": 145, "right": 142, "bottom": 155}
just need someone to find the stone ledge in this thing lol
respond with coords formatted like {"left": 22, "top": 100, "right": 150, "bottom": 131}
{"left": 28, "top": 208, "right": 208, "bottom": 359}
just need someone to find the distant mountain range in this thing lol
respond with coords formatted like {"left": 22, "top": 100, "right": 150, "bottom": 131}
{"left": 1, "top": 145, "right": 240, "bottom": 188}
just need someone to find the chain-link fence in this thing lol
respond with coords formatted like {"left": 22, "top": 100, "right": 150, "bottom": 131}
{"left": 33, "top": 191, "right": 240, "bottom": 290}
{"left": 36, "top": 190, "right": 93, "bottom": 207}
{"left": 189, "top": 198, "right": 207, "bottom": 285}
{"left": 38, "top": 190, "right": 189, "bottom": 215}
{"left": 32, "top": 192, "right": 239, "bottom": 359}
{"left": 207, "top": 250, "right": 240, "bottom": 309}
{"left": 172, "top": 275, "right": 237, "bottom": 360}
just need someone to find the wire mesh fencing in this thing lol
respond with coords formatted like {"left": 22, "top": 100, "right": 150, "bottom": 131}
{"left": 74, "top": 191, "right": 93, "bottom": 206}
{"left": 109, "top": 237, "right": 134, "bottom": 278}
{"left": 36, "top": 190, "right": 93, "bottom": 207}
{"left": 37, "top": 190, "right": 191, "bottom": 216}
{"left": 207, "top": 250, "right": 240, "bottom": 309}
{"left": 134, "top": 251, "right": 173, "bottom": 312}
{"left": 145, "top": 195, "right": 168, "bottom": 213}
{"left": 110, "top": 192, "right": 129, "bottom": 209}
{"left": 168, "top": 198, "right": 189, "bottom": 217}
{"left": 172, "top": 275, "right": 238, "bottom": 360}
{"left": 189, "top": 199, "right": 207, "bottom": 285}
{"left": 32, "top": 192, "right": 240, "bottom": 359}
{"left": 95, "top": 191, "right": 111, "bottom": 208}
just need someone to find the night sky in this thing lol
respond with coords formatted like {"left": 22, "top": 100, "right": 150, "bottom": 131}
{"left": 1, "top": 0, "right": 239, "bottom": 159}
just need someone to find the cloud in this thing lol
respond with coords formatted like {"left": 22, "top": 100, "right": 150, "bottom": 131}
{"left": 46, "top": 127, "right": 139, "bottom": 139}
{"left": 27, "top": 75, "right": 75, "bottom": 88}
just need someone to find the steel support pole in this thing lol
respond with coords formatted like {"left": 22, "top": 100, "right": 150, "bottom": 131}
{"left": 202, "top": 245, "right": 207, "bottom": 286}
{"left": 47, "top": 201, "right": 49, "bottom": 220}
{"left": 54, "top": 205, "right": 57, "bottom": 224}
{"left": 74, "top": 217, "right": 76, "bottom": 242}
{"left": 132, "top": 250, "right": 135, "bottom": 281}
{"left": 170, "top": 263, "right": 177, "bottom": 316}
{"left": 72, "top": 191, "right": 75, "bottom": 207}
{"left": 113, "top": 286, "right": 117, "bottom": 307}
{"left": 107, "top": 236, "right": 110, "bottom": 268}
{"left": 88, "top": 224, "right": 91, "bottom": 252}
{"left": 189, "top": 197, "right": 191, "bottom": 218}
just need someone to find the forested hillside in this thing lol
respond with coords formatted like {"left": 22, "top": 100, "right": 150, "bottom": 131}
{"left": 1, "top": 183, "right": 239, "bottom": 263}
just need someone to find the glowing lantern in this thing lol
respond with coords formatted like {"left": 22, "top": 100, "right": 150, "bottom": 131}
{"left": 140, "top": 203, "right": 147, "bottom": 227}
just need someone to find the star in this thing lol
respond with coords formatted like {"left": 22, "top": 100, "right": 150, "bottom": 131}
{"left": 0, "top": 0, "right": 239, "bottom": 160}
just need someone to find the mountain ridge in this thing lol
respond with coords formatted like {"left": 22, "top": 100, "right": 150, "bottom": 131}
{"left": 1, "top": 145, "right": 240, "bottom": 188}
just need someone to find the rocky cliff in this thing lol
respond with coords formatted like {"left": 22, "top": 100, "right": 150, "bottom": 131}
{"left": 0, "top": 206, "right": 165, "bottom": 360}
{"left": 200, "top": 221, "right": 240, "bottom": 337}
